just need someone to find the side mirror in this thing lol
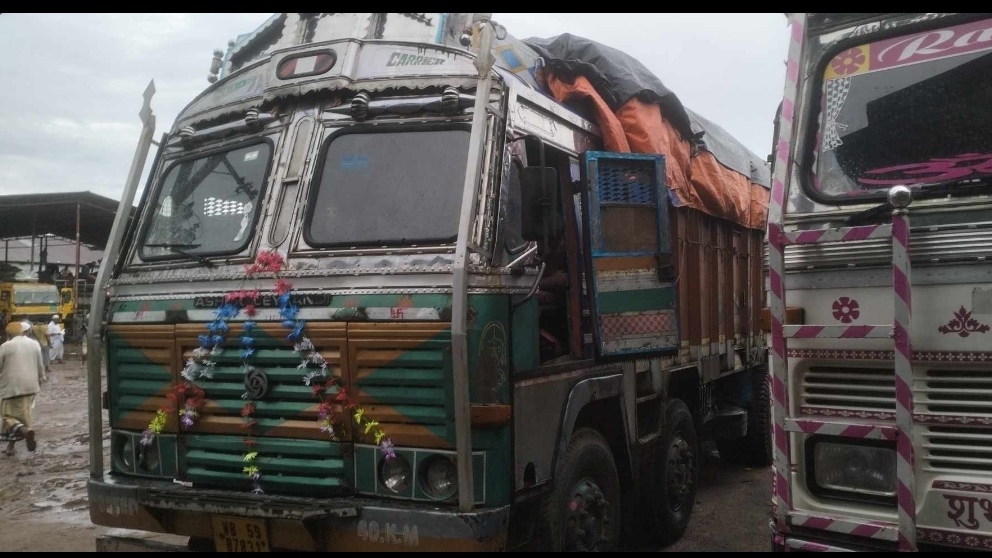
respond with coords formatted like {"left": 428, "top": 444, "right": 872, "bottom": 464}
{"left": 520, "top": 166, "right": 559, "bottom": 242}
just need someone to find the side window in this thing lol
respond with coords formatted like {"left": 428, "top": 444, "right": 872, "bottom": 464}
{"left": 503, "top": 158, "right": 528, "bottom": 255}
{"left": 269, "top": 117, "right": 314, "bottom": 246}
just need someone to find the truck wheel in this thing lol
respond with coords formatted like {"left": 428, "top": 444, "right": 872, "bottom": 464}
{"left": 540, "top": 427, "right": 621, "bottom": 551}
{"left": 717, "top": 367, "right": 773, "bottom": 467}
{"left": 653, "top": 398, "right": 698, "bottom": 544}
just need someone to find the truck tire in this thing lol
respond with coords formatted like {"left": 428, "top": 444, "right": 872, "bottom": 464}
{"left": 540, "top": 427, "right": 621, "bottom": 551}
{"left": 652, "top": 398, "right": 699, "bottom": 544}
{"left": 717, "top": 367, "right": 773, "bottom": 467}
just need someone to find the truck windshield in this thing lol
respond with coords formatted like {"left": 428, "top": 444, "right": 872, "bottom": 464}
{"left": 14, "top": 285, "right": 59, "bottom": 305}
{"left": 808, "top": 17, "right": 992, "bottom": 203}
{"left": 140, "top": 142, "right": 271, "bottom": 259}
{"left": 306, "top": 128, "right": 470, "bottom": 247}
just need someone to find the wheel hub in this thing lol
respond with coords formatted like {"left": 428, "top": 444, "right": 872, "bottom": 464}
{"left": 666, "top": 435, "right": 695, "bottom": 511}
{"left": 563, "top": 479, "right": 611, "bottom": 551}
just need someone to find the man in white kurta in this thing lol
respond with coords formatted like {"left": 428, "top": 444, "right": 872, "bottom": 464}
{"left": 1, "top": 321, "right": 46, "bottom": 455}
{"left": 47, "top": 315, "right": 64, "bottom": 364}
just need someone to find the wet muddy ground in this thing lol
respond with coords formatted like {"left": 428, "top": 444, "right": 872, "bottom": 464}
{"left": 0, "top": 343, "right": 770, "bottom": 552}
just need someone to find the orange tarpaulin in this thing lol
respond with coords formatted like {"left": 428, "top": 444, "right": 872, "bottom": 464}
{"left": 544, "top": 72, "right": 768, "bottom": 230}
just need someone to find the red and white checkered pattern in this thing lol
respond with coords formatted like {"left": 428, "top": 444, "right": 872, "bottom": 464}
{"left": 600, "top": 311, "right": 676, "bottom": 341}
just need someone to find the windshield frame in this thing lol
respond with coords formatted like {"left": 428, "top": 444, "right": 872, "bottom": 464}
{"left": 800, "top": 13, "right": 992, "bottom": 206}
{"left": 302, "top": 123, "right": 472, "bottom": 250}
{"left": 136, "top": 138, "right": 274, "bottom": 263}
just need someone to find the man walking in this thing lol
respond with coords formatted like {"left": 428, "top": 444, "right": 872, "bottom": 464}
{"left": 0, "top": 321, "right": 46, "bottom": 456}
{"left": 30, "top": 319, "right": 51, "bottom": 375}
{"left": 47, "top": 314, "right": 64, "bottom": 365}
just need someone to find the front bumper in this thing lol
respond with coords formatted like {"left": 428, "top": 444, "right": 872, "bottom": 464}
{"left": 89, "top": 475, "right": 509, "bottom": 551}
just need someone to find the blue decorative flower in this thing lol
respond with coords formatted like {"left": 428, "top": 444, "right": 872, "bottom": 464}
{"left": 282, "top": 319, "right": 297, "bottom": 329}
{"left": 243, "top": 320, "right": 257, "bottom": 331}
{"left": 277, "top": 293, "right": 291, "bottom": 307}
{"left": 240, "top": 335, "right": 254, "bottom": 347}
{"left": 198, "top": 334, "right": 212, "bottom": 348}
{"left": 279, "top": 304, "right": 299, "bottom": 320}
{"left": 286, "top": 320, "right": 306, "bottom": 341}
{"left": 211, "top": 335, "right": 225, "bottom": 347}
{"left": 241, "top": 348, "right": 256, "bottom": 360}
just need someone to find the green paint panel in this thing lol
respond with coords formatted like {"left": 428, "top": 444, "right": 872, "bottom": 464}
{"left": 358, "top": 368, "right": 444, "bottom": 385}
{"left": 185, "top": 434, "right": 344, "bottom": 456}
{"left": 355, "top": 446, "right": 377, "bottom": 493}
{"left": 511, "top": 296, "right": 539, "bottom": 373}
{"left": 360, "top": 386, "right": 445, "bottom": 405}
{"left": 183, "top": 434, "right": 349, "bottom": 496}
{"left": 384, "top": 405, "right": 447, "bottom": 424}
{"left": 108, "top": 333, "right": 173, "bottom": 427}
{"left": 185, "top": 450, "right": 345, "bottom": 474}
{"left": 115, "top": 364, "right": 172, "bottom": 380}
{"left": 596, "top": 287, "right": 675, "bottom": 314}
{"left": 117, "top": 379, "right": 170, "bottom": 395}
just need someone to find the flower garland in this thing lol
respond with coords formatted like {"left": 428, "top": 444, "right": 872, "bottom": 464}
{"left": 141, "top": 250, "right": 395, "bottom": 495}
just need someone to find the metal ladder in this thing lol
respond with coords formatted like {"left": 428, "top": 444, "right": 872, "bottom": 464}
{"left": 768, "top": 191, "right": 916, "bottom": 552}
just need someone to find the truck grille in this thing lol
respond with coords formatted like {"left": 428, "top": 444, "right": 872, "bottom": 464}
{"left": 800, "top": 365, "right": 896, "bottom": 414}
{"left": 107, "top": 325, "right": 178, "bottom": 432}
{"left": 923, "top": 425, "right": 992, "bottom": 474}
{"left": 917, "top": 368, "right": 992, "bottom": 415}
{"left": 348, "top": 322, "right": 453, "bottom": 449}
{"left": 184, "top": 434, "right": 348, "bottom": 495}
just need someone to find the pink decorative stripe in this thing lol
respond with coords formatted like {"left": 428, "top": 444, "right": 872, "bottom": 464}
{"left": 892, "top": 266, "right": 910, "bottom": 306}
{"left": 893, "top": 323, "right": 912, "bottom": 359}
{"left": 841, "top": 424, "right": 896, "bottom": 440}
{"left": 791, "top": 230, "right": 827, "bottom": 244}
{"left": 801, "top": 516, "right": 833, "bottom": 530}
{"left": 801, "top": 406, "right": 895, "bottom": 421}
{"left": 784, "top": 325, "right": 890, "bottom": 339}
{"left": 842, "top": 225, "right": 882, "bottom": 241}
{"left": 789, "top": 325, "right": 824, "bottom": 338}
{"left": 932, "top": 480, "right": 992, "bottom": 493}
{"left": 772, "top": 374, "right": 787, "bottom": 405}
{"left": 771, "top": 317, "right": 785, "bottom": 357}
{"left": 894, "top": 376, "right": 913, "bottom": 413}
{"left": 786, "top": 60, "right": 799, "bottom": 83}
{"left": 896, "top": 434, "right": 913, "bottom": 463}
{"left": 892, "top": 214, "right": 910, "bottom": 247}
{"left": 850, "top": 523, "right": 886, "bottom": 538}
{"left": 775, "top": 470, "right": 789, "bottom": 501}
{"left": 918, "top": 527, "right": 992, "bottom": 550}
{"left": 840, "top": 325, "right": 883, "bottom": 338}
{"left": 775, "top": 420, "right": 789, "bottom": 454}
{"left": 771, "top": 178, "right": 786, "bottom": 207}
{"left": 769, "top": 267, "right": 784, "bottom": 298}
{"left": 787, "top": 348, "right": 992, "bottom": 362}
{"left": 782, "top": 98, "right": 794, "bottom": 121}
{"left": 791, "top": 20, "right": 804, "bottom": 43}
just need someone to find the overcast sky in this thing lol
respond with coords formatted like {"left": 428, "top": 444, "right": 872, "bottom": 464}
{"left": 0, "top": 13, "right": 790, "bottom": 201}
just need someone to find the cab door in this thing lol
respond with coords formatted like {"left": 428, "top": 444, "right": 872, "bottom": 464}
{"left": 581, "top": 151, "right": 679, "bottom": 356}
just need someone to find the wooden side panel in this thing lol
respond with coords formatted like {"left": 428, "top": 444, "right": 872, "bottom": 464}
{"left": 684, "top": 210, "right": 702, "bottom": 358}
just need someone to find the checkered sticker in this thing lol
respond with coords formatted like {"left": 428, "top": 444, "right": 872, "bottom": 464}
{"left": 600, "top": 311, "right": 677, "bottom": 341}
{"left": 203, "top": 196, "right": 246, "bottom": 216}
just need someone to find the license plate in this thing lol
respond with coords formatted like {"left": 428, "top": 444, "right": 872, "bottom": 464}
{"left": 211, "top": 515, "right": 270, "bottom": 552}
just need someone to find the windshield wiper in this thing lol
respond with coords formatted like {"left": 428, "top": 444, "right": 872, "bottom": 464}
{"left": 144, "top": 243, "right": 215, "bottom": 268}
{"left": 846, "top": 178, "right": 992, "bottom": 226}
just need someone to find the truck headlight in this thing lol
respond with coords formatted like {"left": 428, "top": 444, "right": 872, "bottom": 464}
{"left": 808, "top": 437, "right": 896, "bottom": 505}
{"left": 139, "top": 441, "right": 161, "bottom": 474}
{"left": 117, "top": 435, "right": 135, "bottom": 472}
{"left": 420, "top": 455, "right": 457, "bottom": 500}
{"left": 379, "top": 454, "right": 412, "bottom": 495}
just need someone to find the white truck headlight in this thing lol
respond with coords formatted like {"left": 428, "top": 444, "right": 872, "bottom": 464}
{"left": 809, "top": 438, "right": 896, "bottom": 505}
{"left": 379, "top": 454, "right": 412, "bottom": 495}
{"left": 421, "top": 456, "right": 457, "bottom": 500}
